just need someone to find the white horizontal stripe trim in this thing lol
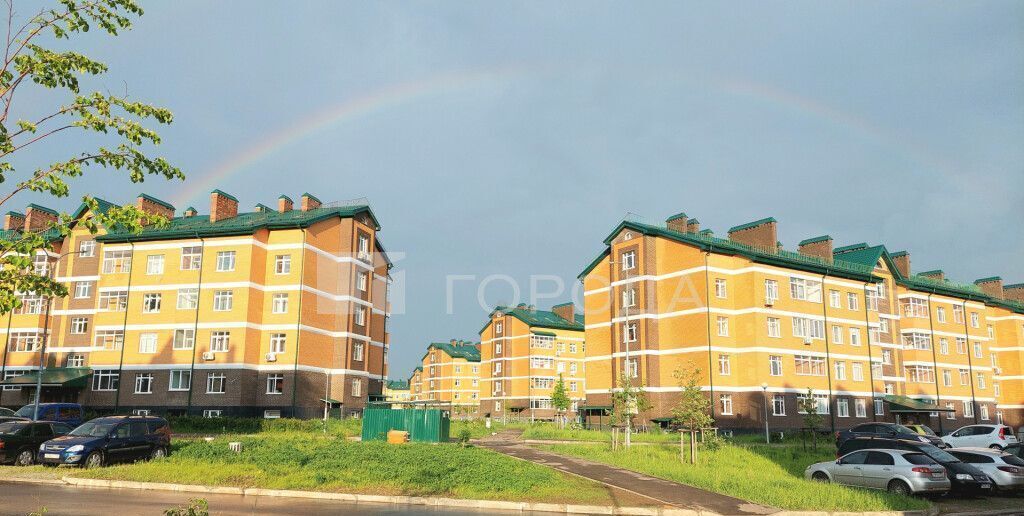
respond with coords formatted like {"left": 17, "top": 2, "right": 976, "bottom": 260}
{"left": 991, "top": 347, "right": 1024, "bottom": 352}
{"left": 904, "top": 360, "right": 992, "bottom": 372}
{"left": 45, "top": 347, "right": 104, "bottom": 353}
{"left": 87, "top": 363, "right": 383, "bottom": 378}
{"left": 51, "top": 309, "right": 97, "bottom": 316}
{"left": 480, "top": 396, "right": 585, "bottom": 401}
{"left": 584, "top": 345, "right": 882, "bottom": 363}
{"left": 97, "top": 282, "right": 378, "bottom": 309}
{"left": 102, "top": 239, "right": 379, "bottom": 271}
{"left": 89, "top": 322, "right": 381, "bottom": 346}
{"left": 588, "top": 306, "right": 879, "bottom": 330}
{"left": 897, "top": 293, "right": 985, "bottom": 309}
{"left": 997, "top": 404, "right": 1024, "bottom": 409}
{"left": 479, "top": 335, "right": 529, "bottom": 345}
{"left": 54, "top": 275, "right": 100, "bottom": 282}
{"left": 480, "top": 375, "right": 585, "bottom": 382}
{"left": 988, "top": 315, "right": 1024, "bottom": 321}
{"left": 584, "top": 265, "right": 875, "bottom": 297}
{"left": 900, "top": 328, "right": 989, "bottom": 341}
{"left": 995, "top": 375, "right": 1024, "bottom": 381}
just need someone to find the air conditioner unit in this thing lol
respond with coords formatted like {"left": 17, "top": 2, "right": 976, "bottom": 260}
{"left": 202, "top": 352, "right": 215, "bottom": 361}
{"left": 803, "top": 337, "right": 813, "bottom": 346}
{"left": 265, "top": 353, "right": 277, "bottom": 362}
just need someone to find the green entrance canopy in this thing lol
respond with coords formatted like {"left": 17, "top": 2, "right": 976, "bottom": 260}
{"left": 320, "top": 398, "right": 343, "bottom": 404}
{"left": 532, "top": 330, "right": 557, "bottom": 337}
{"left": 0, "top": 368, "right": 91, "bottom": 388}
{"left": 883, "top": 395, "right": 954, "bottom": 413}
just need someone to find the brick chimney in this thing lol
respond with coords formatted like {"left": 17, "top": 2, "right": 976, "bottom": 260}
{"left": 553, "top": 302, "right": 575, "bottom": 323}
{"left": 301, "top": 193, "right": 322, "bottom": 212}
{"left": 685, "top": 218, "right": 700, "bottom": 233}
{"left": 728, "top": 217, "right": 777, "bottom": 250}
{"left": 278, "top": 195, "right": 293, "bottom": 213}
{"left": 891, "top": 251, "right": 911, "bottom": 278}
{"left": 974, "top": 277, "right": 1003, "bottom": 299}
{"left": 24, "top": 204, "right": 58, "bottom": 231}
{"left": 136, "top": 193, "right": 175, "bottom": 219}
{"left": 254, "top": 203, "right": 273, "bottom": 213}
{"left": 183, "top": 206, "right": 198, "bottom": 218}
{"left": 1005, "top": 283, "right": 1024, "bottom": 303}
{"left": 665, "top": 212, "right": 688, "bottom": 233}
{"left": 209, "top": 190, "right": 238, "bottom": 223}
{"left": 4, "top": 211, "right": 25, "bottom": 231}
{"left": 919, "top": 270, "right": 945, "bottom": 281}
{"left": 798, "top": 235, "right": 834, "bottom": 263}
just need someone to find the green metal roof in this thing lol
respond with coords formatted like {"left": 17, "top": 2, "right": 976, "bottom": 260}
{"left": 665, "top": 211, "right": 688, "bottom": 222}
{"left": 138, "top": 193, "right": 174, "bottom": 211}
{"left": 798, "top": 235, "right": 832, "bottom": 246}
{"left": 975, "top": 276, "right": 1002, "bottom": 284}
{"left": 26, "top": 203, "right": 58, "bottom": 215}
{"left": 833, "top": 242, "right": 869, "bottom": 253}
{"left": 254, "top": 203, "right": 273, "bottom": 212}
{"left": 890, "top": 250, "right": 909, "bottom": 257}
{"left": 302, "top": 192, "right": 322, "bottom": 204}
{"left": 687, "top": 218, "right": 699, "bottom": 225}
{"left": 422, "top": 342, "right": 481, "bottom": 362}
{"left": 532, "top": 330, "right": 556, "bottom": 337}
{"left": 697, "top": 228, "right": 713, "bottom": 236}
{"left": 1006, "top": 283, "right": 1024, "bottom": 289}
{"left": 279, "top": 194, "right": 293, "bottom": 201}
{"left": 97, "top": 204, "right": 380, "bottom": 242}
{"left": 6, "top": 211, "right": 24, "bottom": 218}
{"left": 0, "top": 368, "right": 91, "bottom": 388}
{"left": 883, "top": 395, "right": 953, "bottom": 413}
{"left": 386, "top": 379, "right": 410, "bottom": 390}
{"left": 917, "top": 269, "right": 944, "bottom": 277}
{"left": 728, "top": 217, "right": 776, "bottom": 233}
{"left": 210, "top": 189, "right": 238, "bottom": 202}
{"left": 481, "top": 304, "right": 585, "bottom": 334}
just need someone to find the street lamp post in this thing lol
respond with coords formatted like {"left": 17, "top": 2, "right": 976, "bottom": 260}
{"left": 761, "top": 382, "right": 770, "bottom": 444}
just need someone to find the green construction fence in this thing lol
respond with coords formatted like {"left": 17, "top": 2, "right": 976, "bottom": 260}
{"left": 361, "top": 405, "right": 451, "bottom": 443}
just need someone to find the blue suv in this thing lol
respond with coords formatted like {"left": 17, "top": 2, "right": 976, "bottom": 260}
{"left": 38, "top": 415, "right": 171, "bottom": 468}
{"left": 13, "top": 403, "right": 84, "bottom": 427}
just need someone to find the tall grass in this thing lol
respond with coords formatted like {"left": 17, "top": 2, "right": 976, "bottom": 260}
{"left": 542, "top": 443, "right": 930, "bottom": 512}
{"left": 167, "top": 417, "right": 361, "bottom": 437}
{"left": 520, "top": 423, "right": 677, "bottom": 443}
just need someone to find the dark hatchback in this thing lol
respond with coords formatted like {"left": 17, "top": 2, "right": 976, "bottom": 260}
{"left": 37, "top": 415, "right": 171, "bottom": 468}
{"left": 838, "top": 436, "right": 992, "bottom": 494}
{"left": 836, "top": 422, "right": 946, "bottom": 448}
{"left": 0, "top": 421, "right": 74, "bottom": 465}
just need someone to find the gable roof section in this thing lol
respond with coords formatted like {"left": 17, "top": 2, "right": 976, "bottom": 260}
{"left": 96, "top": 204, "right": 380, "bottom": 242}
{"left": 422, "top": 342, "right": 481, "bottom": 363}
{"left": 386, "top": 379, "right": 410, "bottom": 390}
{"left": 481, "top": 305, "right": 585, "bottom": 334}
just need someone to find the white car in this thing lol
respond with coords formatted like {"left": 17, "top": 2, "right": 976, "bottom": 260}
{"left": 942, "top": 425, "right": 1019, "bottom": 450}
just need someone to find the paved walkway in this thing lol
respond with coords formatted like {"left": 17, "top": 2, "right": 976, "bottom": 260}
{"left": 478, "top": 430, "right": 776, "bottom": 516}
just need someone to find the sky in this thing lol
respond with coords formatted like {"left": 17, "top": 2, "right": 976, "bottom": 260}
{"left": 9, "top": 1, "right": 1023, "bottom": 379}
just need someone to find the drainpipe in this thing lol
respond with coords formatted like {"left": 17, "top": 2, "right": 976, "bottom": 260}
{"left": 0, "top": 309, "right": 13, "bottom": 406}
{"left": 185, "top": 232, "right": 206, "bottom": 416}
{"left": 820, "top": 272, "right": 836, "bottom": 434}
{"left": 113, "top": 242, "right": 135, "bottom": 414}
{"left": 703, "top": 249, "right": 715, "bottom": 423}
{"left": 862, "top": 283, "right": 878, "bottom": 422}
{"left": 289, "top": 228, "right": 307, "bottom": 417}
{"left": 926, "top": 293, "right": 944, "bottom": 433}
{"left": 961, "top": 300, "right": 979, "bottom": 424}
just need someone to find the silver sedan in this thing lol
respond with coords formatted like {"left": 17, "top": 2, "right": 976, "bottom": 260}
{"left": 949, "top": 448, "right": 1024, "bottom": 492}
{"left": 805, "top": 448, "right": 950, "bottom": 495}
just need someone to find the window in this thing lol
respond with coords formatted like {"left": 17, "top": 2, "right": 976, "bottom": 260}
{"left": 831, "top": 325, "right": 843, "bottom": 344}
{"left": 494, "top": 322, "right": 503, "bottom": 334}
{"left": 844, "top": 292, "right": 857, "bottom": 311}
{"left": 953, "top": 305, "right": 964, "bottom": 324}
{"left": 882, "top": 349, "right": 892, "bottom": 364}
{"left": 627, "top": 358, "right": 638, "bottom": 378}
{"left": 855, "top": 399, "right": 867, "bottom": 418}
{"left": 206, "top": 373, "right": 226, "bottom": 394}
{"left": 973, "top": 342, "right": 983, "bottom": 359}
{"left": 956, "top": 337, "right": 967, "bottom": 354}
{"left": 980, "top": 405, "right": 990, "bottom": 421}
{"left": 994, "top": 382, "right": 1001, "bottom": 397}
{"left": 621, "top": 288, "right": 637, "bottom": 308}
{"left": 262, "top": 410, "right": 281, "bottom": 420}
{"left": 963, "top": 401, "right": 974, "bottom": 418}
{"left": 266, "top": 374, "right": 284, "bottom": 394}
{"left": 569, "top": 343, "right": 578, "bottom": 353}
{"left": 875, "top": 398, "right": 884, "bottom": 416}
{"left": 102, "top": 250, "right": 132, "bottom": 274}
{"left": 70, "top": 317, "right": 88, "bottom": 334}
{"left": 790, "top": 277, "right": 822, "bottom": 302}
{"left": 271, "top": 293, "right": 288, "bottom": 314}
{"left": 837, "top": 398, "right": 849, "bottom": 417}
{"left": 92, "top": 370, "right": 119, "bottom": 391}
{"left": 269, "top": 333, "right": 286, "bottom": 354}
{"left": 274, "top": 254, "right": 291, "bottom": 274}
{"left": 772, "top": 394, "right": 786, "bottom": 416}
{"left": 943, "top": 369, "right": 952, "bottom": 387}
{"left": 829, "top": 290, "right": 841, "bottom": 308}
{"left": 903, "top": 298, "right": 928, "bottom": 318}
{"left": 142, "top": 293, "right": 162, "bottom": 313}
{"left": 79, "top": 240, "right": 95, "bottom": 257}
{"left": 173, "top": 288, "right": 197, "bottom": 310}
{"left": 146, "top": 254, "right": 164, "bottom": 275}
{"left": 879, "top": 318, "right": 890, "bottom": 335}
{"left": 834, "top": 361, "right": 846, "bottom": 380}
{"left": 531, "top": 377, "right": 554, "bottom": 389}
{"left": 767, "top": 317, "right": 781, "bottom": 337}
{"left": 970, "top": 312, "right": 979, "bottom": 328}
{"left": 987, "top": 325, "right": 994, "bottom": 339}
{"left": 976, "top": 373, "right": 986, "bottom": 390}
{"left": 181, "top": 246, "right": 202, "bottom": 270}
{"left": 7, "top": 332, "right": 41, "bottom": 352}
{"left": 15, "top": 294, "right": 44, "bottom": 314}
{"left": 530, "top": 357, "right": 553, "bottom": 369}
{"left": 716, "top": 316, "right": 729, "bottom": 337}
{"left": 173, "top": 329, "right": 195, "bottom": 350}
{"left": 351, "top": 378, "right": 362, "bottom": 397}
{"left": 203, "top": 410, "right": 222, "bottom": 418}
{"left": 849, "top": 327, "right": 861, "bottom": 346}
{"left": 355, "top": 306, "right": 367, "bottom": 325}
{"left": 216, "top": 251, "right": 236, "bottom": 272}
{"left": 94, "top": 330, "right": 124, "bottom": 350}
{"left": 624, "top": 323, "right": 638, "bottom": 343}
{"left": 764, "top": 279, "right": 778, "bottom": 303}
{"left": 139, "top": 333, "right": 157, "bottom": 354}
{"left": 937, "top": 307, "right": 947, "bottom": 323}
{"left": 621, "top": 251, "right": 636, "bottom": 271}
{"left": 495, "top": 342, "right": 502, "bottom": 354}
{"left": 570, "top": 363, "right": 578, "bottom": 375}
{"left": 98, "top": 290, "right": 128, "bottom": 311}
{"left": 715, "top": 278, "right": 727, "bottom": 298}
{"left": 213, "top": 290, "right": 233, "bottom": 311}
{"left": 769, "top": 355, "right": 783, "bottom": 376}
{"left": 852, "top": 362, "right": 864, "bottom": 381}
{"left": 134, "top": 373, "right": 153, "bottom": 394}
{"left": 74, "top": 281, "right": 92, "bottom": 298}
{"left": 959, "top": 369, "right": 969, "bottom": 386}
{"left": 357, "top": 271, "right": 368, "bottom": 292}
{"left": 210, "top": 331, "right": 230, "bottom": 352}
{"left": 719, "top": 394, "right": 733, "bottom": 415}
{"left": 798, "top": 393, "right": 830, "bottom": 414}
{"left": 795, "top": 355, "right": 826, "bottom": 376}
{"left": 2, "top": 370, "right": 26, "bottom": 391}
{"left": 903, "top": 332, "right": 931, "bottom": 350}
{"left": 939, "top": 338, "right": 949, "bottom": 355}
{"left": 357, "top": 235, "right": 370, "bottom": 260}
{"left": 353, "top": 342, "right": 364, "bottom": 361}
{"left": 906, "top": 365, "right": 935, "bottom": 384}
{"left": 66, "top": 354, "right": 84, "bottom": 368}
{"left": 169, "top": 370, "right": 191, "bottom": 391}
{"left": 493, "top": 362, "right": 502, "bottom": 374}
{"left": 718, "top": 354, "right": 731, "bottom": 375}
{"left": 792, "top": 317, "right": 824, "bottom": 340}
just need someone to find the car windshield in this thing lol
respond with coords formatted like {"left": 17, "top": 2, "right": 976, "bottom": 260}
{"left": 0, "top": 407, "right": 14, "bottom": 416}
{"left": 13, "top": 405, "right": 36, "bottom": 417}
{"left": 894, "top": 424, "right": 918, "bottom": 435}
{"left": 0, "top": 422, "right": 27, "bottom": 435}
{"left": 1003, "top": 455, "right": 1024, "bottom": 467}
{"left": 69, "top": 421, "right": 115, "bottom": 437}
{"left": 915, "top": 426, "right": 936, "bottom": 436}
{"left": 919, "top": 443, "right": 960, "bottom": 463}
{"left": 904, "top": 453, "right": 938, "bottom": 465}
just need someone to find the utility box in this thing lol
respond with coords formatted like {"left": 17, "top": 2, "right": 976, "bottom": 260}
{"left": 361, "top": 405, "right": 451, "bottom": 443}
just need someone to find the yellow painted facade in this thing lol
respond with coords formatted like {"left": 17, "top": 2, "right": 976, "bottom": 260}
{"left": 410, "top": 340, "right": 480, "bottom": 415}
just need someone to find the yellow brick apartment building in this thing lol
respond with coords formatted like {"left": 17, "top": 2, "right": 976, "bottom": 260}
{"left": 579, "top": 213, "right": 1024, "bottom": 433}
{"left": 409, "top": 340, "right": 481, "bottom": 415}
{"left": 479, "top": 303, "right": 586, "bottom": 421}
{"left": 0, "top": 191, "right": 391, "bottom": 418}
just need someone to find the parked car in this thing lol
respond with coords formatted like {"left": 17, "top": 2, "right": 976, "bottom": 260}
{"left": 0, "top": 406, "right": 27, "bottom": 424}
{"left": 1005, "top": 443, "right": 1023, "bottom": 460}
{"left": 0, "top": 407, "right": 15, "bottom": 417}
{"left": 904, "top": 424, "right": 939, "bottom": 438}
{"left": 948, "top": 448, "right": 1024, "bottom": 492}
{"left": 838, "top": 436, "right": 992, "bottom": 493}
{"left": 12, "top": 403, "right": 84, "bottom": 427}
{"left": 37, "top": 415, "right": 171, "bottom": 468}
{"left": 0, "top": 421, "right": 74, "bottom": 466}
{"left": 836, "top": 423, "right": 944, "bottom": 448}
{"left": 942, "top": 425, "right": 1019, "bottom": 451}
{"left": 806, "top": 448, "right": 950, "bottom": 495}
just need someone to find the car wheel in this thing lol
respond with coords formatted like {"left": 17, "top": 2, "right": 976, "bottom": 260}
{"left": 811, "top": 472, "right": 830, "bottom": 483}
{"left": 887, "top": 480, "right": 912, "bottom": 496}
{"left": 14, "top": 449, "right": 34, "bottom": 466}
{"left": 83, "top": 451, "right": 103, "bottom": 469}
{"left": 150, "top": 447, "right": 167, "bottom": 460}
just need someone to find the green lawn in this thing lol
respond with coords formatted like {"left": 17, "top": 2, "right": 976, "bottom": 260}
{"left": 519, "top": 423, "right": 678, "bottom": 443}
{"left": 542, "top": 442, "right": 931, "bottom": 512}
{"left": 68, "top": 432, "right": 614, "bottom": 504}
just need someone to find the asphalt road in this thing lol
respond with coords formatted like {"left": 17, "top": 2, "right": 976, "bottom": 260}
{"left": 0, "top": 482, "right": 534, "bottom": 516}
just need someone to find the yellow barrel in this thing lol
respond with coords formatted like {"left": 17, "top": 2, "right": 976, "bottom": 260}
{"left": 387, "top": 430, "right": 409, "bottom": 444}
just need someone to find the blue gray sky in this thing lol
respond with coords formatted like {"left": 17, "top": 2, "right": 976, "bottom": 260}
{"left": 12, "top": 1, "right": 1023, "bottom": 379}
